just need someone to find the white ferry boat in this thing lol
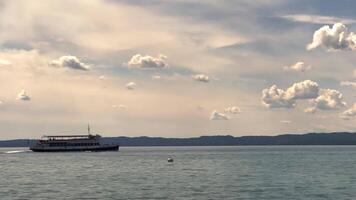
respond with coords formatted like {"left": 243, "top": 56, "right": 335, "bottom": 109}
{"left": 30, "top": 126, "right": 119, "bottom": 152}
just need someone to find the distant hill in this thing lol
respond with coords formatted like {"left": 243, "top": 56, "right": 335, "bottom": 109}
{"left": 1, "top": 132, "right": 356, "bottom": 147}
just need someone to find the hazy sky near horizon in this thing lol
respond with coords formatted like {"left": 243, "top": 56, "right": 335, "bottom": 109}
{"left": 0, "top": 0, "right": 355, "bottom": 139}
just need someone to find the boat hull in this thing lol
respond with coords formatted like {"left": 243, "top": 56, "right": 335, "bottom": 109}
{"left": 30, "top": 145, "right": 119, "bottom": 152}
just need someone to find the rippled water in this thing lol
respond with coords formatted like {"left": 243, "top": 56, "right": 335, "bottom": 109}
{"left": 1, "top": 146, "right": 356, "bottom": 199}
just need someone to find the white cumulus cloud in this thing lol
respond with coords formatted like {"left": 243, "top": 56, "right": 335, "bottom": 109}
{"left": 261, "top": 80, "right": 319, "bottom": 108}
{"left": 50, "top": 56, "right": 90, "bottom": 71}
{"left": 261, "top": 85, "right": 296, "bottom": 108}
{"left": 307, "top": 23, "right": 356, "bottom": 51}
{"left": 340, "top": 103, "right": 356, "bottom": 120}
{"left": 16, "top": 90, "right": 30, "bottom": 101}
{"left": 308, "top": 89, "right": 346, "bottom": 111}
{"left": 285, "top": 80, "right": 319, "bottom": 100}
{"left": 192, "top": 74, "right": 210, "bottom": 82}
{"left": 125, "top": 82, "right": 137, "bottom": 90}
{"left": 283, "top": 61, "right": 311, "bottom": 72}
{"left": 210, "top": 110, "right": 229, "bottom": 120}
{"left": 340, "top": 81, "right": 356, "bottom": 89}
{"left": 224, "top": 106, "right": 241, "bottom": 114}
{"left": 127, "top": 54, "right": 168, "bottom": 69}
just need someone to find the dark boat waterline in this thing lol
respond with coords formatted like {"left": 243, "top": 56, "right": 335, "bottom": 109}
{"left": 30, "top": 145, "right": 119, "bottom": 152}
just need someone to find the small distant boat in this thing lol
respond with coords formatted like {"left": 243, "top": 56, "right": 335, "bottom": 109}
{"left": 30, "top": 125, "right": 119, "bottom": 152}
{"left": 167, "top": 157, "right": 174, "bottom": 162}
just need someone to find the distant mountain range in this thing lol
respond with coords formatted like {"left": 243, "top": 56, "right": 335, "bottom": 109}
{"left": 1, "top": 132, "right": 356, "bottom": 147}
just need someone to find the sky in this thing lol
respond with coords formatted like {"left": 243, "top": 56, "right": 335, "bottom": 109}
{"left": 0, "top": 0, "right": 355, "bottom": 139}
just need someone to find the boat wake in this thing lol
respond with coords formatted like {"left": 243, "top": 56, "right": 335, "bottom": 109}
{"left": 3, "top": 150, "right": 31, "bottom": 154}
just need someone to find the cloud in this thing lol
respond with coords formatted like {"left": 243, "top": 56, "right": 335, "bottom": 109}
{"left": 308, "top": 89, "right": 346, "bottom": 111}
{"left": 210, "top": 110, "right": 229, "bottom": 120}
{"left": 224, "top": 106, "right": 241, "bottom": 114}
{"left": 340, "top": 81, "right": 356, "bottom": 89}
{"left": 98, "top": 75, "right": 108, "bottom": 80}
{"left": 261, "top": 80, "right": 319, "bottom": 108}
{"left": 50, "top": 56, "right": 90, "bottom": 71}
{"left": 282, "top": 14, "right": 356, "bottom": 25}
{"left": 112, "top": 104, "right": 128, "bottom": 111}
{"left": 0, "top": 59, "right": 11, "bottom": 67}
{"left": 280, "top": 120, "right": 292, "bottom": 124}
{"left": 264, "top": 80, "right": 346, "bottom": 114}
{"left": 125, "top": 82, "right": 137, "bottom": 90}
{"left": 127, "top": 54, "right": 168, "bottom": 69}
{"left": 261, "top": 85, "right": 296, "bottom": 108}
{"left": 285, "top": 80, "right": 319, "bottom": 100}
{"left": 341, "top": 103, "right": 356, "bottom": 120}
{"left": 192, "top": 74, "right": 210, "bottom": 82}
{"left": 307, "top": 23, "right": 356, "bottom": 51}
{"left": 283, "top": 61, "right": 311, "bottom": 72}
{"left": 16, "top": 90, "right": 30, "bottom": 101}
{"left": 152, "top": 75, "right": 161, "bottom": 80}
{"left": 304, "top": 107, "right": 316, "bottom": 114}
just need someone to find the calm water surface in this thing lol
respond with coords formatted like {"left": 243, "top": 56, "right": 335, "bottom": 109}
{"left": 1, "top": 146, "right": 356, "bottom": 200}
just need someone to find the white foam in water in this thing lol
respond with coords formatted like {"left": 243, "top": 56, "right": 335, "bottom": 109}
{"left": 4, "top": 150, "right": 30, "bottom": 154}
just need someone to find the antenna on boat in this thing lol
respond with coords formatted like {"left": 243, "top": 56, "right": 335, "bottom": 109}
{"left": 88, "top": 123, "right": 91, "bottom": 135}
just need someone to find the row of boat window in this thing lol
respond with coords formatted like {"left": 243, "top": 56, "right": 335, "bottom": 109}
{"left": 49, "top": 143, "right": 99, "bottom": 147}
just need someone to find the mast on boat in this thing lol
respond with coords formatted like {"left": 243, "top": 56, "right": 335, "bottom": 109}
{"left": 88, "top": 124, "right": 91, "bottom": 135}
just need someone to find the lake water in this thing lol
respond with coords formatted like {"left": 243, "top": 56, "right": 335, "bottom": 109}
{"left": 1, "top": 146, "right": 356, "bottom": 200}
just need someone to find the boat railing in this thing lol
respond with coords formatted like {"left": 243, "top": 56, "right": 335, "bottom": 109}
{"left": 41, "top": 134, "right": 100, "bottom": 140}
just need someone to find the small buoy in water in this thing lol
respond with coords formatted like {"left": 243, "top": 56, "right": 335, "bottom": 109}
{"left": 167, "top": 157, "right": 174, "bottom": 162}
